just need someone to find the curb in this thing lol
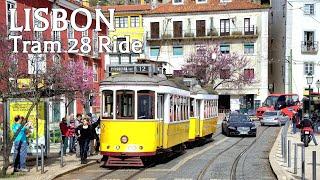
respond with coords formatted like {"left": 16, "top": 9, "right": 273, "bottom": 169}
{"left": 269, "top": 127, "right": 295, "bottom": 180}
{"left": 49, "top": 158, "right": 99, "bottom": 180}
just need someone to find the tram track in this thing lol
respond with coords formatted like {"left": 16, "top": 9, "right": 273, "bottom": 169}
{"left": 229, "top": 126, "right": 270, "bottom": 180}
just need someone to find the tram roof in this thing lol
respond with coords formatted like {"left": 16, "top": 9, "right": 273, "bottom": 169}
{"left": 100, "top": 73, "right": 183, "bottom": 89}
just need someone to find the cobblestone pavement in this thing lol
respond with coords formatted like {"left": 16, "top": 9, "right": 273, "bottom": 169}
{"left": 57, "top": 123, "right": 280, "bottom": 180}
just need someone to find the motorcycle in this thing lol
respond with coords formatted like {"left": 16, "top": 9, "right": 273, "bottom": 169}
{"left": 301, "top": 126, "right": 313, "bottom": 147}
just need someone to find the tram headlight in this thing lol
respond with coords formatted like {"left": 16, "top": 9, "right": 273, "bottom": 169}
{"left": 120, "top": 135, "right": 129, "bottom": 144}
{"left": 115, "top": 145, "right": 120, "bottom": 150}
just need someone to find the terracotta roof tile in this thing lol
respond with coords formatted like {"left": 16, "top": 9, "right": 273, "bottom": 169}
{"left": 102, "top": 4, "right": 151, "bottom": 12}
{"left": 148, "top": 0, "right": 267, "bottom": 14}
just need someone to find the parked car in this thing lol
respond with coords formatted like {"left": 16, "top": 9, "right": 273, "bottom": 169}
{"left": 260, "top": 111, "right": 289, "bottom": 126}
{"left": 222, "top": 114, "right": 256, "bottom": 137}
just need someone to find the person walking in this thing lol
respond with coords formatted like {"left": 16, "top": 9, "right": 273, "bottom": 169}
{"left": 68, "top": 114, "right": 76, "bottom": 153}
{"left": 75, "top": 114, "right": 82, "bottom": 157}
{"left": 292, "top": 111, "right": 298, "bottom": 134}
{"left": 76, "top": 117, "right": 100, "bottom": 164}
{"left": 59, "top": 117, "right": 69, "bottom": 155}
{"left": 12, "top": 115, "right": 30, "bottom": 172}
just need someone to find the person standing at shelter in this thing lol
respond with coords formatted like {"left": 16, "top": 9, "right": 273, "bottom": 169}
{"left": 59, "top": 117, "right": 69, "bottom": 155}
{"left": 68, "top": 114, "right": 76, "bottom": 153}
{"left": 12, "top": 115, "right": 30, "bottom": 172}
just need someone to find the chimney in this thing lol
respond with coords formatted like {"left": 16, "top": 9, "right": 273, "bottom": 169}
{"left": 82, "top": 0, "right": 90, "bottom": 7}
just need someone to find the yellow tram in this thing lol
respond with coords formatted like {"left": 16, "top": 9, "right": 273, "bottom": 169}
{"left": 99, "top": 64, "right": 218, "bottom": 166}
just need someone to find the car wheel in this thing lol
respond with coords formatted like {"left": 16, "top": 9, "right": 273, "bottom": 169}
{"left": 226, "top": 130, "right": 230, "bottom": 137}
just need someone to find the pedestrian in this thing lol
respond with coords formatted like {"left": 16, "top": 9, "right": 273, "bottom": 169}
{"left": 75, "top": 113, "right": 83, "bottom": 157}
{"left": 68, "top": 114, "right": 76, "bottom": 153}
{"left": 292, "top": 111, "right": 298, "bottom": 134}
{"left": 76, "top": 117, "right": 100, "bottom": 164}
{"left": 59, "top": 117, "right": 69, "bottom": 155}
{"left": 86, "top": 113, "right": 95, "bottom": 155}
{"left": 12, "top": 115, "right": 29, "bottom": 172}
{"left": 300, "top": 114, "right": 318, "bottom": 146}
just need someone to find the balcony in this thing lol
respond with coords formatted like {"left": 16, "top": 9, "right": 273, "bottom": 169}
{"left": 146, "top": 26, "right": 258, "bottom": 41}
{"left": 301, "top": 41, "right": 318, "bottom": 54}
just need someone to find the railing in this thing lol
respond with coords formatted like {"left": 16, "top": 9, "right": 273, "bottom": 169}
{"left": 301, "top": 41, "right": 318, "bottom": 54}
{"left": 146, "top": 26, "right": 257, "bottom": 40}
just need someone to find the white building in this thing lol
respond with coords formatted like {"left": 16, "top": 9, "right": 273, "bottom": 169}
{"left": 143, "top": 0, "right": 269, "bottom": 111}
{"left": 270, "top": 0, "right": 320, "bottom": 102}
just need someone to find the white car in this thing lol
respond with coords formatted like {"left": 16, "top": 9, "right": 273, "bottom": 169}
{"left": 260, "top": 111, "right": 289, "bottom": 126}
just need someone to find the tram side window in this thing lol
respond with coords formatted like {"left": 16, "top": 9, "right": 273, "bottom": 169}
{"left": 103, "top": 90, "right": 113, "bottom": 119}
{"left": 170, "top": 96, "right": 174, "bottom": 122}
{"left": 138, "top": 90, "right": 155, "bottom": 119}
{"left": 116, "top": 90, "right": 134, "bottom": 119}
{"left": 190, "top": 98, "right": 195, "bottom": 117}
{"left": 157, "top": 94, "right": 164, "bottom": 119}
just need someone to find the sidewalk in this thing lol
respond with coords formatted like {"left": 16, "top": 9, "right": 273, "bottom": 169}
{"left": 1, "top": 143, "right": 101, "bottom": 180}
{"left": 269, "top": 123, "right": 320, "bottom": 180}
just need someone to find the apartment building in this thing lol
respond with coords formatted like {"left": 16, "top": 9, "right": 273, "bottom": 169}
{"left": 144, "top": 0, "right": 269, "bottom": 111}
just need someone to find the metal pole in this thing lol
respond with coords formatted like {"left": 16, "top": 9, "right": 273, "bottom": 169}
{"left": 41, "top": 144, "right": 44, "bottom": 174}
{"left": 36, "top": 102, "right": 39, "bottom": 171}
{"left": 312, "top": 151, "right": 316, "bottom": 180}
{"left": 288, "top": 140, "right": 291, "bottom": 167}
{"left": 60, "top": 142, "right": 64, "bottom": 167}
{"left": 301, "top": 145, "right": 305, "bottom": 180}
{"left": 281, "top": 135, "right": 284, "bottom": 157}
{"left": 294, "top": 143, "right": 297, "bottom": 174}
{"left": 284, "top": 137, "right": 287, "bottom": 163}
{"left": 309, "top": 84, "right": 312, "bottom": 117}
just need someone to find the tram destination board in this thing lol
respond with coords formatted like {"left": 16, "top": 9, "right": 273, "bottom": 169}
{"left": 108, "top": 64, "right": 158, "bottom": 74}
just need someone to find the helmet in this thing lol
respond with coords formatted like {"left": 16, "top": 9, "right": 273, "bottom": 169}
{"left": 303, "top": 114, "right": 310, "bottom": 119}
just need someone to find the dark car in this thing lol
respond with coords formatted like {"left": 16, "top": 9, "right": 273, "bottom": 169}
{"left": 222, "top": 114, "right": 257, "bottom": 137}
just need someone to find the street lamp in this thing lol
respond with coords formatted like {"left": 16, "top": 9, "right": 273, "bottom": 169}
{"left": 306, "top": 72, "right": 314, "bottom": 117}
{"left": 316, "top": 80, "right": 320, "bottom": 95}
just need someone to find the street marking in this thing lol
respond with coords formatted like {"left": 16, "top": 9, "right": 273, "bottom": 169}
{"left": 147, "top": 137, "right": 229, "bottom": 172}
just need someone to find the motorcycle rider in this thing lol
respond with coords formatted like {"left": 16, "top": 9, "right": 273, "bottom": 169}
{"left": 300, "top": 114, "right": 318, "bottom": 146}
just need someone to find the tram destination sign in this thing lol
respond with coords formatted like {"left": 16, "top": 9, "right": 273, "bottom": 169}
{"left": 108, "top": 64, "right": 157, "bottom": 74}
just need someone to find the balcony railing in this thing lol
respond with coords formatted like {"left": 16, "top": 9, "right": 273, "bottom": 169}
{"left": 301, "top": 41, "right": 318, "bottom": 54}
{"left": 146, "top": 26, "right": 258, "bottom": 40}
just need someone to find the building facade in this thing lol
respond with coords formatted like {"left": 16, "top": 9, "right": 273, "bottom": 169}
{"left": 144, "top": 0, "right": 269, "bottom": 111}
{"left": 102, "top": 4, "right": 150, "bottom": 65}
{"left": 270, "top": 0, "right": 320, "bottom": 101}
{"left": 0, "top": 0, "right": 107, "bottom": 126}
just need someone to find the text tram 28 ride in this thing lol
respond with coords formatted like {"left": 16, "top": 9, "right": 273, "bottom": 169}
{"left": 8, "top": 8, "right": 143, "bottom": 54}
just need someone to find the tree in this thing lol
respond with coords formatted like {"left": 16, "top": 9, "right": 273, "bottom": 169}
{"left": 182, "top": 45, "right": 252, "bottom": 90}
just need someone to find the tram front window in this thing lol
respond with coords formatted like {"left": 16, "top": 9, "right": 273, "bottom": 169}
{"left": 138, "top": 90, "right": 155, "bottom": 119}
{"left": 117, "top": 90, "right": 134, "bottom": 119}
{"left": 102, "top": 90, "right": 113, "bottom": 119}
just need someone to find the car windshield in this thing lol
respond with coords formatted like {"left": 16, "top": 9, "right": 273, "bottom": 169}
{"left": 263, "top": 96, "right": 278, "bottom": 106}
{"left": 229, "top": 115, "right": 250, "bottom": 122}
{"left": 263, "top": 112, "right": 278, "bottom": 116}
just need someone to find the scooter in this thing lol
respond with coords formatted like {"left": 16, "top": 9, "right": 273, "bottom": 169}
{"left": 301, "top": 127, "right": 313, "bottom": 147}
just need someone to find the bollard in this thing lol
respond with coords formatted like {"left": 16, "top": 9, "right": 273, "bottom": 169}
{"left": 281, "top": 135, "right": 284, "bottom": 157}
{"left": 301, "top": 145, "right": 305, "bottom": 180}
{"left": 41, "top": 144, "right": 44, "bottom": 174}
{"left": 294, "top": 143, "right": 297, "bottom": 174}
{"left": 60, "top": 142, "right": 64, "bottom": 167}
{"left": 284, "top": 137, "right": 287, "bottom": 162}
{"left": 312, "top": 151, "right": 316, "bottom": 180}
{"left": 288, "top": 140, "right": 291, "bottom": 167}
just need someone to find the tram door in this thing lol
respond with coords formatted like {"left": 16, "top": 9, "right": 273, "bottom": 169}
{"left": 196, "top": 99, "right": 201, "bottom": 136}
{"left": 157, "top": 94, "right": 164, "bottom": 147}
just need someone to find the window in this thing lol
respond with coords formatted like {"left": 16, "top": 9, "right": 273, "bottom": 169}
{"left": 67, "top": 21, "right": 74, "bottom": 39}
{"left": 173, "top": 46, "right": 183, "bottom": 56}
{"left": 244, "top": 43, "right": 254, "bottom": 54}
{"left": 220, "top": 69, "right": 230, "bottom": 79}
{"left": 157, "top": 94, "right": 164, "bottom": 119}
{"left": 93, "top": 63, "right": 98, "bottom": 82}
{"left": 82, "top": 28, "right": 89, "bottom": 53}
{"left": 220, "top": 0, "right": 232, "bottom": 3}
{"left": 33, "top": 9, "right": 42, "bottom": 40}
{"left": 220, "top": 44, "right": 230, "bottom": 54}
{"left": 103, "top": 90, "right": 113, "bottom": 119}
{"left": 173, "top": 0, "right": 183, "bottom": 5}
{"left": 83, "top": 61, "right": 89, "bottom": 81}
{"left": 130, "top": 16, "right": 139, "bottom": 27}
{"left": 197, "top": 0, "right": 207, "bottom": 3}
{"left": 304, "top": 63, "right": 314, "bottom": 75}
{"left": 93, "top": 30, "right": 99, "bottom": 56}
{"left": 68, "top": 99, "right": 75, "bottom": 115}
{"left": 138, "top": 91, "right": 155, "bottom": 119}
{"left": 150, "top": 22, "right": 160, "bottom": 39}
{"left": 196, "top": 20, "right": 206, "bottom": 37}
{"left": 6, "top": 0, "right": 16, "bottom": 33}
{"left": 52, "top": 102, "right": 61, "bottom": 123}
{"left": 116, "top": 90, "right": 134, "bottom": 119}
{"left": 28, "top": 54, "right": 46, "bottom": 74}
{"left": 150, "top": 47, "right": 160, "bottom": 57}
{"left": 244, "top": 18, "right": 254, "bottom": 35}
{"left": 115, "top": 17, "right": 128, "bottom": 28}
{"left": 173, "top": 21, "right": 183, "bottom": 38}
{"left": 304, "top": 4, "right": 315, "bottom": 15}
{"left": 220, "top": 19, "right": 230, "bottom": 36}
{"left": 53, "top": 55, "right": 61, "bottom": 65}
{"left": 244, "top": 69, "right": 254, "bottom": 80}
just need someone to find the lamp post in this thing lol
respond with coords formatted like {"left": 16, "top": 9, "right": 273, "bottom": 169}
{"left": 316, "top": 80, "right": 320, "bottom": 95}
{"left": 306, "top": 73, "right": 314, "bottom": 117}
